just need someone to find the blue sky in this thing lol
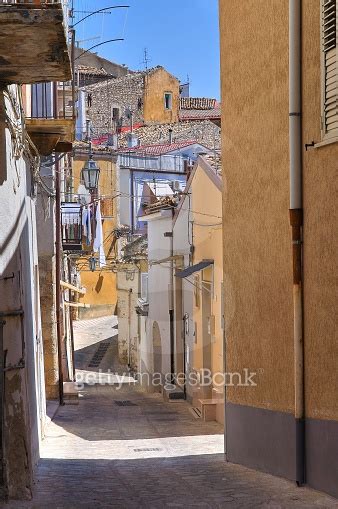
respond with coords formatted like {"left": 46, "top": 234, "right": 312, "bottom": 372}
{"left": 72, "top": 0, "right": 220, "bottom": 99}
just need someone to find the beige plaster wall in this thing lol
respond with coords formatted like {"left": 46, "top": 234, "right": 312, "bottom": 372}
{"left": 219, "top": 0, "right": 337, "bottom": 421}
{"left": 302, "top": 1, "right": 338, "bottom": 421}
{"left": 191, "top": 163, "right": 223, "bottom": 379}
{"left": 219, "top": 0, "right": 294, "bottom": 414}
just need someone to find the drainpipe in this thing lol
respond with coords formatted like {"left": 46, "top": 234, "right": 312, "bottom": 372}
{"left": 166, "top": 229, "right": 175, "bottom": 384}
{"left": 127, "top": 288, "right": 132, "bottom": 369}
{"left": 55, "top": 157, "right": 64, "bottom": 406}
{"left": 289, "top": 0, "right": 305, "bottom": 486}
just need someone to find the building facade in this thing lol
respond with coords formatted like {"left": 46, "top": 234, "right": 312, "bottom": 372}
{"left": 219, "top": 0, "right": 338, "bottom": 497}
{"left": 72, "top": 150, "right": 118, "bottom": 319}
{"left": 173, "top": 155, "right": 223, "bottom": 423}
{"left": 0, "top": 1, "right": 73, "bottom": 500}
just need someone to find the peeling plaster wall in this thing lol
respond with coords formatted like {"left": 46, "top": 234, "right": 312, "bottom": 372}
{"left": 0, "top": 86, "right": 45, "bottom": 500}
{"left": 36, "top": 165, "right": 58, "bottom": 399}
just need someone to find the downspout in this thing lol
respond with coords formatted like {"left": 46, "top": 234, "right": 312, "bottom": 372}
{"left": 289, "top": 0, "right": 305, "bottom": 486}
{"left": 127, "top": 288, "right": 132, "bottom": 369}
{"left": 55, "top": 157, "right": 64, "bottom": 406}
{"left": 168, "top": 228, "right": 175, "bottom": 384}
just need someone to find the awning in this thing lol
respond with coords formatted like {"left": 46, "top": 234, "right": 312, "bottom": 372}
{"left": 175, "top": 260, "right": 214, "bottom": 279}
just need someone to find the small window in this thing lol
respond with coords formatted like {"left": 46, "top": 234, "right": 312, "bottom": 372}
{"left": 164, "top": 92, "right": 172, "bottom": 110}
{"left": 112, "top": 107, "right": 120, "bottom": 121}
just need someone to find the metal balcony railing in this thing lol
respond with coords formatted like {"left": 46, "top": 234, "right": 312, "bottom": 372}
{"left": 61, "top": 203, "right": 82, "bottom": 251}
{"left": 118, "top": 154, "right": 185, "bottom": 173}
{"left": 28, "top": 81, "right": 74, "bottom": 121}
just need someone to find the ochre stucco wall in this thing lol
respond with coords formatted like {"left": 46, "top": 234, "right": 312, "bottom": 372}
{"left": 219, "top": 0, "right": 294, "bottom": 414}
{"left": 302, "top": 1, "right": 338, "bottom": 421}
{"left": 219, "top": 0, "right": 337, "bottom": 421}
{"left": 72, "top": 155, "right": 117, "bottom": 313}
{"left": 143, "top": 68, "right": 179, "bottom": 124}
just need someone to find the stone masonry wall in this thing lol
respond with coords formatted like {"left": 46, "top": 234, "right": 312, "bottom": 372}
{"left": 87, "top": 73, "right": 145, "bottom": 136}
{"left": 39, "top": 255, "right": 59, "bottom": 400}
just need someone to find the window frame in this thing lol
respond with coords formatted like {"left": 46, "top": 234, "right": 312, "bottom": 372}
{"left": 164, "top": 92, "right": 173, "bottom": 111}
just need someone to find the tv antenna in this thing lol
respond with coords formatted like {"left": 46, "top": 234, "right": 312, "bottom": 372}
{"left": 142, "top": 48, "right": 151, "bottom": 71}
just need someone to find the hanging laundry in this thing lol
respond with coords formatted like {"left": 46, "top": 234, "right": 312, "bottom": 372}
{"left": 84, "top": 204, "right": 92, "bottom": 246}
{"left": 93, "top": 201, "right": 106, "bottom": 267}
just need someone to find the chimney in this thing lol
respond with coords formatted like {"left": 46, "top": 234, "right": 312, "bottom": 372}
{"left": 168, "top": 128, "right": 173, "bottom": 145}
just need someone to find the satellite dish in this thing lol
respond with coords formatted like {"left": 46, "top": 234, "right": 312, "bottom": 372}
{"left": 77, "top": 183, "right": 91, "bottom": 205}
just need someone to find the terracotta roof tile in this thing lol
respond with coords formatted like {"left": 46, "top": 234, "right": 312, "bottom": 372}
{"left": 117, "top": 140, "right": 197, "bottom": 156}
{"left": 180, "top": 97, "right": 217, "bottom": 110}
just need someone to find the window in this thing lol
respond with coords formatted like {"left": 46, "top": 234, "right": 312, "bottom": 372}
{"left": 140, "top": 273, "right": 148, "bottom": 302}
{"left": 112, "top": 107, "right": 120, "bottom": 121}
{"left": 101, "top": 197, "right": 114, "bottom": 218}
{"left": 164, "top": 92, "right": 172, "bottom": 110}
{"left": 321, "top": 0, "right": 338, "bottom": 138}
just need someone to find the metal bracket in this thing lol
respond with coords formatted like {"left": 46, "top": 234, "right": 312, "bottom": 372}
{"left": 305, "top": 141, "right": 315, "bottom": 151}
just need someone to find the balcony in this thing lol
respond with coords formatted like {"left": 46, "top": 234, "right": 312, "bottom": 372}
{"left": 61, "top": 202, "right": 83, "bottom": 252}
{"left": 118, "top": 153, "right": 185, "bottom": 173}
{"left": 0, "top": 0, "right": 71, "bottom": 85}
{"left": 25, "top": 81, "right": 75, "bottom": 155}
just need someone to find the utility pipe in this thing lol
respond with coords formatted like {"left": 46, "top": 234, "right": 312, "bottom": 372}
{"left": 55, "top": 157, "right": 64, "bottom": 406}
{"left": 168, "top": 229, "right": 175, "bottom": 384}
{"left": 128, "top": 289, "right": 132, "bottom": 369}
{"left": 289, "top": 0, "right": 305, "bottom": 486}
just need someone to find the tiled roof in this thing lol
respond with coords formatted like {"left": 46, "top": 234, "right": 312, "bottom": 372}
{"left": 144, "top": 195, "right": 177, "bottom": 215}
{"left": 179, "top": 107, "right": 221, "bottom": 121}
{"left": 86, "top": 65, "right": 178, "bottom": 92}
{"left": 117, "top": 140, "right": 198, "bottom": 156}
{"left": 77, "top": 65, "right": 109, "bottom": 77}
{"left": 118, "top": 120, "right": 221, "bottom": 151}
{"left": 180, "top": 97, "right": 217, "bottom": 110}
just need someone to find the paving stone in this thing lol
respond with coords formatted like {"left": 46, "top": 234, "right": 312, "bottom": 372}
{"left": 5, "top": 316, "right": 338, "bottom": 509}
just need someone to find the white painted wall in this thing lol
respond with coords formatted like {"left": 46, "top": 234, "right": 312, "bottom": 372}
{"left": 0, "top": 86, "right": 46, "bottom": 497}
{"left": 116, "top": 267, "right": 139, "bottom": 370}
{"left": 143, "top": 211, "right": 172, "bottom": 382}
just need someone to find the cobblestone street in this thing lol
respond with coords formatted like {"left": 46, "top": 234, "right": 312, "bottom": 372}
{"left": 5, "top": 316, "right": 338, "bottom": 509}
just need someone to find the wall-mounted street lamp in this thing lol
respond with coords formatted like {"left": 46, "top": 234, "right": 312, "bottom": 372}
{"left": 89, "top": 256, "right": 98, "bottom": 272}
{"left": 81, "top": 156, "right": 100, "bottom": 191}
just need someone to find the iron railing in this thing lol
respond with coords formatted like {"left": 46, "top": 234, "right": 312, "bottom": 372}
{"left": 118, "top": 154, "right": 185, "bottom": 173}
{"left": 61, "top": 203, "right": 82, "bottom": 251}
{"left": 27, "top": 81, "right": 74, "bottom": 121}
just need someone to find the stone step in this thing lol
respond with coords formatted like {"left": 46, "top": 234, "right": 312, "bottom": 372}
{"left": 63, "top": 382, "right": 79, "bottom": 405}
{"left": 162, "top": 384, "right": 185, "bottom": 401}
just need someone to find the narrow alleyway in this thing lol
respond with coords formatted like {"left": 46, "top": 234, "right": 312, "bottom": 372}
{"left": 6, "top": 316, "right": 338, "bottom": 509}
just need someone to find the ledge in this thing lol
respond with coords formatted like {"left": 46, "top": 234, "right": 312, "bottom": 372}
{"left": 314, "top": 136, "right": 338, "bottom": 149}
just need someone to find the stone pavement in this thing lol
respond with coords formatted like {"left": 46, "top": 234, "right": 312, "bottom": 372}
{"left": 5, "top": 316, "right": 338, "bottom": 509}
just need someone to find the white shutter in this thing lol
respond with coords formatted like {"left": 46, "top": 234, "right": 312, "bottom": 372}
{"left": 322, "top": 0, "right": 338, "bottom": 137}
{"left": 140, "top": 273, "right": 148, "bottom": 301}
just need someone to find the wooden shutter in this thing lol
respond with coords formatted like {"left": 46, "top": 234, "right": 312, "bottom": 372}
{"left": 322, "top": 0, "right": 338, "bottom": 137}
{"left": 100, "top": 197, "right": 114, "bottom": 218}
